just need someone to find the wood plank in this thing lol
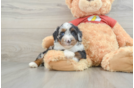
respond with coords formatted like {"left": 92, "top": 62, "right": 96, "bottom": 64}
{"left": 1, "top": 0, "right": 74, "bottom": 29}
{"left": 1, "top": 0, "right": 133, "bottom": 29}
{"left": 1, "top": 28, "right": 54, "bottom": 62}
{"left": 1, "top": 27, "right": 133, "bottom": 62}
{"left": 1, "top": 62, "right": 133, "bottom": 88}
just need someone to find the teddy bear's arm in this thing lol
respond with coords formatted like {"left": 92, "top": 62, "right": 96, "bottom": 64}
{"left": 113, "top": 22, "right": 133, "bottom": 47}
{"left": 42, "top": 36, "right": 54, "bottom": 49}
{"left": 65, "top": 0, "right": 73, "bottom": 9}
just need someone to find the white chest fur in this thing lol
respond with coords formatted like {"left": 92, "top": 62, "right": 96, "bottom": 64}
{"left": 54, "top": 42, "right": 84, "bottom": 52}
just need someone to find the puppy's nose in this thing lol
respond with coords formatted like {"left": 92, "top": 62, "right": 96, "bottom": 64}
{"left": 67, "top": 40, "right": 71, "bottom": 43}
{"left": 87, "top": 0, "right": 93, "bottom": 1}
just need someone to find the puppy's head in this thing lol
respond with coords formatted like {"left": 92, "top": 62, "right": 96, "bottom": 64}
{"left": 53, "top": 22, "right": 82, "bottom": 49}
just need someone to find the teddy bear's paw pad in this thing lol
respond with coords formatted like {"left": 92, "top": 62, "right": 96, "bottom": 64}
{"left": 102, "top": 46, "right": 133, "bottom": 72}
{"left": 64, "top": 50, "right": 75, "bottom": 59}
{"left": 29, "top": 62, "right": 38, "bottom": 68}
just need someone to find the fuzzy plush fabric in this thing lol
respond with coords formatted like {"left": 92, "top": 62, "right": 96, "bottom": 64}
{"left": 113, "top": 22, "right": 133, "bottom": 47}
{"left": 66, "top": 0, "right": 114, "bottom": 18}
{"left": 101, "top": 46, "right": 133, "bottom": 72}
{"left": 79, "top": 0, "right": 102, "bottom": 13}
{"left": 42, "top": 36, "right": 54, "bottom": 49}
{"left": 42, "top": 0, "right": 133, "bottom": 72}
{"left": 44, "top": 50, "right": 92, "bottom": 71}
{"left": 44, "top": 50, "right": 65, "bottom": 69}
{"left": 78, "top": 22, "right": 119, "bottom": 66}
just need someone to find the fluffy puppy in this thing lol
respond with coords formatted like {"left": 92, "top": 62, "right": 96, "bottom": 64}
{"left": 29, "top": 22, "right": 86, "bottom": 68}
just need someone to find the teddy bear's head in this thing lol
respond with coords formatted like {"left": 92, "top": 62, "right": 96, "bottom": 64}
{"left": 66, "top": 0, "right": 114, "bottom": 18}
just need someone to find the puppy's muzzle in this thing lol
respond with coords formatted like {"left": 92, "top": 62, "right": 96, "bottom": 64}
{"left": 66, "top": 40, "right": 72, "bottom": 43}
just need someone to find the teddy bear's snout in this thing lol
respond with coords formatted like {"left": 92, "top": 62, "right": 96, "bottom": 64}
{"left": 79, "top": 0, "right": 102, "bottom": 13}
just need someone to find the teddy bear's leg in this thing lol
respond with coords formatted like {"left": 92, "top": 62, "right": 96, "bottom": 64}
{"left": 101, "top": 46, "right": 133, "bottom": 72}
{"left": 44, "top": 50, "right": 92, "bottom": 71}
{"left": 42, "top": 36, "right": 54, "bottom": 49}
{"left": 49, "top": 58, "right": 92, "bottom": 71}
{"left": 113, "top": 22, "right": 133, "bottom": 47}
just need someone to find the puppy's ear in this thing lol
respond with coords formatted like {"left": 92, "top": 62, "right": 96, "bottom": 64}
{"left": 53, "top": 27, "right": 60, "bottom": 42}
{"left": 73, "top": 25, "right": 82, "bottom": 42}
{"left": 77, "top": 30, "right": 82, "bottom": 42}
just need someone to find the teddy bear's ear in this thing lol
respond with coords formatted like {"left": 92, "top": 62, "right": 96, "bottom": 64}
{"left": 65, "top": 0, "right": 73, "bottom": 9}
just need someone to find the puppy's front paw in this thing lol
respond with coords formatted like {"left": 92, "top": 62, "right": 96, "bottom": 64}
{"left": 72, "top": 57, "right": 79, "bottom": 62}
{"left": 64, "top": 50, "right": 75, "bottom": 59}
{"left": 29, "top": 62, "right": 38, "bottom": 68}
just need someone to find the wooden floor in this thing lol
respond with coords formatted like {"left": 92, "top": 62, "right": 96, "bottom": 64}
{"left": 1, "top": 62, "right": 133, "bottom": 88}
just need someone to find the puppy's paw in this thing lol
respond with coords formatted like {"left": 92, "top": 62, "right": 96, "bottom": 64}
{"left": 64, "top": 50, "right": 75, "bottom": 59}
{"left": 29, "top": 62, "right": 38, "bottom": 68}
{"left": 72, "top": 57, "right": 79, "bottom": 62}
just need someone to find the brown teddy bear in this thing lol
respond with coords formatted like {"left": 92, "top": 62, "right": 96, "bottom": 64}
{"left": 31, "top": 0, "right": 133, "bottom": 72}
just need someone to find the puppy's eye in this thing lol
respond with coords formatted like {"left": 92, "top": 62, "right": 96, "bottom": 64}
{"left": 71, "top": 31, "right": 76, "bottom": 35}
{"left": 60, "top": 32, "right": 65, "bottom": 36}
